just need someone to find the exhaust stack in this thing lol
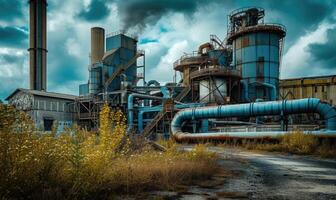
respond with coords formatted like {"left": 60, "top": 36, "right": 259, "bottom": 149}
{"left": 91, "top": 27, "right": 105, "bottom": 65}
{"left": 28, "top": 0, "right": 47, "bottom": 91}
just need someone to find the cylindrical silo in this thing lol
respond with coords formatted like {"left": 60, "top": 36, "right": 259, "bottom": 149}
{"left": 227, "top": 7, "right": 286, "bottom": 101}
{"left": 91, "top": 27, "right": 105, "bottom": 65}
{"left": 89, "top": 66, "right": 102, "bottom": 94}
{"left": 199, "top": 78, "right": 227, "bottom": 103}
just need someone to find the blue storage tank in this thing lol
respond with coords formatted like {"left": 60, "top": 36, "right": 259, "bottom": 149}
{"left": 79, "top": 83, "right": 89, "bottom": 96}
{"left": 227, "top": 7, "right": 286, "bottom": 101}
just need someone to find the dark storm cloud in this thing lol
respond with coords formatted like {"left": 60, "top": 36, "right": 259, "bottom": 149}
{"left": 307, "top": 27, "right": 336, "bottom": 69}
{"left": 0, "top": 0, "right": 24, "bottom": 22}
{"left": 47, "top": 28, "right": 84, "bottom": 86}
{"left": 0, "top": 52, "right": 26, "bottom": 100}
{"left": 257, "top": 0, "right": 335, "bottom": 45}
{"left": 0, "top": 54, "right": 23, "bottom": 64}
{"left": 112, "top": 0, "right": 232, "bottom": 31}
{"left": 77, "top": 0, "right": 110, "bottom": 21}
{"left": 0, "top": 26, "right": 28, "bottom": 48}
{"left": 110, "top": 0, "right": 334, "bottom": 44}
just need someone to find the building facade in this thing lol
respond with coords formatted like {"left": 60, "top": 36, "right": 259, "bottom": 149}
{"left": 280, "top": 75, "right": 336, "bottom": 105}
{"left": 6, "top": 89, "right": 77, "bottom": 131}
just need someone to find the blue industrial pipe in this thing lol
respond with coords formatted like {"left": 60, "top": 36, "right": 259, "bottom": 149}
{"left": 160, "top": 86, "right": 170, "bottom": 98}
{"left": 241, "top": 80, "right": 249, "bottom": 102}
{"left": 138, "top": 110, "right": 157, "bottom": 132}
{"left": 251, "top": 82, "right": 276, "bottom": 101}
{"left": 171, "top": 130, "right": 336, "bottom": 140}
{"left": 171, "top": 98, "right": 336, "bottom": 140}
{"left": 146, "top": 80, "right": 160, "bottom": 87}
{"left": 144, "top": 80, "right": 160, "bottom": 106}
{"left": 127, "top": 93, "right": 163, "bottom": 132}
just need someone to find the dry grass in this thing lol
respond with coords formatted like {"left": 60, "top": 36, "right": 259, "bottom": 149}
{"left": 218, "top": 131, "right": 336, "bottom": 158}
{"left": 0, "top": 104, "right": 219, "bottom": 199}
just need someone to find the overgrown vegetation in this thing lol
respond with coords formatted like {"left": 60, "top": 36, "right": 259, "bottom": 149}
{"left": 219, "top": 131, "right": 336, "bottom": 158}
{"left": 0, "top": 103, "right": 218, "bottom": 199}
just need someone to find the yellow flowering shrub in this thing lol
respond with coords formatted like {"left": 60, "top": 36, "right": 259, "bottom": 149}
{"left": 0, "top": 103, "right": 218, "bottom": 199}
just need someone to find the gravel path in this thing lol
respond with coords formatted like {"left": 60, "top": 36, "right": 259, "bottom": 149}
{"left": 150, "top": 147, "right": 336, "bottom": 200}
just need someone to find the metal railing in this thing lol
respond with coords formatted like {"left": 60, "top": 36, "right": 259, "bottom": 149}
{"left": 173, "top": 53, "right": 204, "bottom": 68}
{"left": 229, "top": 7, "right": 264, "bottom": 17}
{"left": 228, "top": 23, "right": 286, "bottom": 39}
{"left": 106, "top": 30, "right": 138, "bottom": 41}
{"left": 189, "top": 66, "right": 241, "bottom": 79}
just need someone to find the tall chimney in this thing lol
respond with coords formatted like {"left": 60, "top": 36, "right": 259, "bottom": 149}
{"left": 28, "top": 0, "right": 47, "bottom": 91}
{"left": 91, "top": 27, "right": 105, "bottom": 65}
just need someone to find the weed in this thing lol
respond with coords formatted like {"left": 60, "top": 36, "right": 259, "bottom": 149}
{"left": 0, "top": 103, "right": 218, "bottom": 199}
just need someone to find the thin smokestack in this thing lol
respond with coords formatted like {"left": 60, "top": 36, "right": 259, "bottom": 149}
{"left": 28, "top": 0, "right": 47, "bottom": 91}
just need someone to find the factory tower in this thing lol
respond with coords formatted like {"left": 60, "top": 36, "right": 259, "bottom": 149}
{"left": 28, "top": 0, "right": 47, "bottom": 91}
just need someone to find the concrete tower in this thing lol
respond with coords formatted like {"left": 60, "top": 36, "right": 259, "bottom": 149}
{"left": 28, "top": 0, "right": 47, "bottom": 91}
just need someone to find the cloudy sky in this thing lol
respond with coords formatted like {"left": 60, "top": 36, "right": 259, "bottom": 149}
{"left": 0, "top": 0, "right": 336, "bottom": 100}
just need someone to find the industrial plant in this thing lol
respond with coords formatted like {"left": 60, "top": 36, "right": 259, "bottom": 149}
{"left": 6, "top": 2, "right": 336, "bottom": 139}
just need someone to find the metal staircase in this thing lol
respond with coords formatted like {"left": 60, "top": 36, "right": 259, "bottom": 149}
{"left": 104, "top": 50, "right": 145, "bottom": 87}
{"left": 141, "top": 110, "right": 166, "bottom": 138}
{"left": 175, "top": 87, "right": 191, "bottom": 101}
{"left": 210, "top": 34, "right": 226, "bottom": 49}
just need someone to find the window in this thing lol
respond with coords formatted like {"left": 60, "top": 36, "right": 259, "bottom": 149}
{"left": 314, "top": 86, "right": 318, "bottom": 93}
{"left": 52, "top": 102, "right": 57, "bottom": 111}
{"left": 257, "top": 62, "right": 264, "bottom": 77}
{"left": 43, "top": 118, "right": 54, "bottom": 131}
{"left": 257, "top": 57, "right": 264, "bottom": 79}
{"left": 39, "top": 100, "right": 45, "bottom": 110}
{"left": 34, "top": 100, "right": 38, "bottom": 109}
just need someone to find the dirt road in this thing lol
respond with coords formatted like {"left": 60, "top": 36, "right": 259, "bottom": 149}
{"left": 152, "top": 147, "right": 336, "bottom": 200}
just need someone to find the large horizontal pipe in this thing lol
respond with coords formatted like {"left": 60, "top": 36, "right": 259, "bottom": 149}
{"left": 146, "top": 80, "right": 160, "bottom": 87}
{"left": 171, "top": 98, "right": 336, "bottom": 141}
{"left": 173, "top": 130, "right": 336, "bottom": 141}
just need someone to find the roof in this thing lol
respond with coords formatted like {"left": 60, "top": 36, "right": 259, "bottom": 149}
{"left": 102, "top": 48, "right": 119, "bottom": 62}
{"left": 5, "top": 88, "right": 78, "bottom": 101}
{"left": 280, "top": 75, "right": 336, "bottom": 81}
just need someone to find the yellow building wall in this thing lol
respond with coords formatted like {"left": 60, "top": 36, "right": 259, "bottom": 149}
{"left": 280, "top": 76, "right": 336, "bottom": 105}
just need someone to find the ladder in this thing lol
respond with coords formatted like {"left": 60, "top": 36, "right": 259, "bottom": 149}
{"left": 279, "top": 38, "right": 285, "bottom": 77}
{"left": 175, "top": 87, "right": 191, "bottom": 101}
{"left": 141, "top": 110, "right": 166, "bottom": 138}
{"left": 104, "top": 50, "right": 145, "bottom": 87}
